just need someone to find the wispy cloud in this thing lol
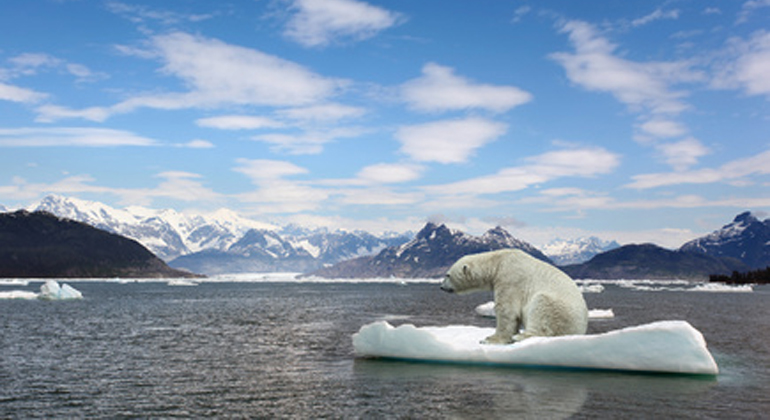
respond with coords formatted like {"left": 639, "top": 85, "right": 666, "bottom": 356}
{"left": 551, "top": 20, "right": 712, "bottom": 171}
{"left": 712, "top": 30, "right": 770, "bottom": 98}
{"left": 551, "top": 20, "right": 703, "bottom": 115}
{"left": 736, "top": 0, "right": 770, "bottom": 24}
{"left": 0, "top": 171, "right": 221, "bottom": 206}
{"left": 283, "top": 0, "right": 404, "bottom": 47}
{"left": 426, "top": 146, "right": 620, "bottom": 196}
{"left": 0, "top": 83, "right": 47, "bottom": 104}
{"left": 38, "top": 32, "right": 347, "bottom": 122}
{"left": 196, "top": 115, "right": 285, "bottom": 130}
{"left": 233, "top": 158, "right": 328, "bottom": 213}
{"left": 627, "top": 149, "right": 770, "bottom": 189}
{"left": 0, "top": 127, "right": 158, "bottom": 147}
{"left": 253, "top": 127, "right": 364, "bottom": 155}
{"left": 105, "top": 1, "right": 215, "bottom": 26}
{"left": 401, "top": 62, "right": 532, "bottom": 113}
{"left": 631, "top": 8, "right": 680, "bottom": 27}
{"left": 396, "top": 117, "right": 507, "bottom": 164}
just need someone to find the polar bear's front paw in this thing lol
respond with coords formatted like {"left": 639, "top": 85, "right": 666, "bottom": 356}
{"left": 481, "top": 334, "right": 513, "bottom": 345}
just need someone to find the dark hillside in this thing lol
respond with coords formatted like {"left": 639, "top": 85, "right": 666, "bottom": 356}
{"left": 0, "top": 210, "right": 199, "bottom": 278}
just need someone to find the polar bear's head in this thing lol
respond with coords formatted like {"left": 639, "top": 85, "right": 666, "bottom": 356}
{"left": 440, "top": 253, "right": 494, "bottom": 295}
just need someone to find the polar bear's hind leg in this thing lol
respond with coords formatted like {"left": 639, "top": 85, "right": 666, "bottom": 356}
{"left": 515, "top": 293, "right": 580, "bottom": 341}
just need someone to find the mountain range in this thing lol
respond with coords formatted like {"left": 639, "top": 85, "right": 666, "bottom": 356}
{"left": 312, "top": 211, "right": 770, "bottom": 280}
{"left": 308, "top": 223, "right": 551, "bottom": 278}
{"left": 3, "top": 195, "right": 768, "bottom": 279}
{"left": 18, "top": 195, "right": 411, "bottom": 275}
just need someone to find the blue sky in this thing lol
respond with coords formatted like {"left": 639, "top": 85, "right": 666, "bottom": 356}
{"left": 1, "top": 0, "right": 769, "bottom": 248}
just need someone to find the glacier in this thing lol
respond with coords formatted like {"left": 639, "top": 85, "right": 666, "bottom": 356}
{"left": 352, "top": 320, "right": 719, "bottom": 375}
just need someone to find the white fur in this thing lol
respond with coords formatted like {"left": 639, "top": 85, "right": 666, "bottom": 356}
{"left": 442, "top": 249, "right": 588, "bottom": 344}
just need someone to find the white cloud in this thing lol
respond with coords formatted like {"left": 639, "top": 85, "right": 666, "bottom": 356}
{"left": 426, "top": 146, "right": 620, "bottom": 195}
{"left": 147, "top": 32, "right": 343, "bottom": 107}
{"left": 35, "top": 104, "right": 110, "bottom": 123}
{"left": 277, "top": 103, "right": 366, "bottom": 122}
{"left": 253, "top": 127, "right": 363, "bottom": 155}
{"left": 0, "top": 171, "right": 220, "bottom": 207}
{"left": 339, "top": 187, "right": 422, "bottom": 206}
{"left": 631, "top": 9, "right": 680, "bottom": 27}
{"left": 637, "top": 118, "right": 688, "bottom": 139}
{"left": 0, "top": 127, "right": 158, "bottom": 147}
{"left": 0, "top": 82, "right": 47, "bottom": 103}
{"left": 233, "top": 159, "right": 308, "bottom": 181}
{"left": 627, "top": 149, "right": 770, "bottom": 189}
{"left": 401, "top": 63, "right": 532, "bottom": 113}
{"left": 396, "top": 117, "right": 507, "bottom": 163}
{"left": 105, "top": 1, "right": 215, "bottom": 25}
{"left": 196, "top": 115, "right": 284, "bottom": 130}
{"left": 8, "top": 52, "right": 106, "bottom": 83}
{"left": 356, "top": 163, "right": 423, "bottom": 184}
{"left": 43, "top": 32, "right": 346, "bottom": 122}
{"left": 233, "top": 158, "right": 327, "bottom": 213}
{"left": 551, "top": 20, "right": 703, "bottom": 115}
{"left": 737, "top": 0, "right": 770, "bottom": 24}
{"left": 655, "top": 138, "right": 710, "bottom": 171}
{"left": 177, "top": 139, "right": 214, "bottom": 149}
{"left": 283, "top": 0, "right": 403, "bottom": 47}
{"left": 713, "top": 31, "right": 770, "bottom": 97}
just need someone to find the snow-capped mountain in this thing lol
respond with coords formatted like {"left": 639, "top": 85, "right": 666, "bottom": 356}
{"left": 30, "top": 195, "right": 275, "bottom": 261}
{"left": 542, "top": 237, "right": 621, "bottom": 266}
{"left": 20, "top": 195, "right": 412, "bottom": 275}
{"left": 310, "top": 223, "right": 551, "bottom": 278}
{"left": 680, "top": 211, "right": 770, "bottom": 269}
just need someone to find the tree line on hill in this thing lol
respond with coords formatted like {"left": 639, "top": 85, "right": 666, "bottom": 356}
{"left": 709, "top": 267, "right": 770, "bottom": 284}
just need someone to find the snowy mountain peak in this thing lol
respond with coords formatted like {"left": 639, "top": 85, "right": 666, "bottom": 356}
{"left": 542, "top": 236, "right": 621, "bottom": 266}
{"left": 680, "top": 211, "right": 770, "bottom": 269}
{"left": 732, "top": 211, "right": 759, "bottom": 225}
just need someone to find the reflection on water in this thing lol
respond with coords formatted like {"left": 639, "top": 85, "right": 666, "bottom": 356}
{"left": 354, "top": 359, "right": 716, "bottom": 419}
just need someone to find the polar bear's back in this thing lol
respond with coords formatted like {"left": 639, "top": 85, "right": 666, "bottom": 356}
{"left": 488, "top": 249, "right": 584, "bottom": 299}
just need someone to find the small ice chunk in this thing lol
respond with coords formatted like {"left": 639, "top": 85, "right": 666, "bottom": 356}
{"left": 588, "top": 309, "right": 614, "bottom": 319}
{"left": 0, "top": 290, "right": 39, "bottom": 300}
{"left": 39, "top": 280, "right": 83, "bottom": 300}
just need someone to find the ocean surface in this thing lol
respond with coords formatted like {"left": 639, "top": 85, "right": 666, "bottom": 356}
{"left": 1, "top": 278, "right": 768, "bottom": 419}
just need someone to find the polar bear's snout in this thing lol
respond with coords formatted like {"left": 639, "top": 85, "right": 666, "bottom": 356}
{"left": 440, "top": 276, "right": 455, "bottom": 293}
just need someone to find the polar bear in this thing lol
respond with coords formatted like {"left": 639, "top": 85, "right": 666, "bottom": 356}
{"left": 441, "top": 249, "right": 588, "bottom": 344}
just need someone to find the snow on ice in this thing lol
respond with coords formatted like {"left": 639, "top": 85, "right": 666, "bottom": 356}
{"left": 352, "top": 321, "right": 719, "bottom": 375}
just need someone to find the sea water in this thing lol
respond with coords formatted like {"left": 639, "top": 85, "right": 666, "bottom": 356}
{"left": 1, "top": 280, "right": 768, "bottom": 418}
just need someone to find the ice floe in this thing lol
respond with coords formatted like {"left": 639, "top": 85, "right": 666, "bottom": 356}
{"left": 353, "top": 320, "right": 719, "bottom": 375}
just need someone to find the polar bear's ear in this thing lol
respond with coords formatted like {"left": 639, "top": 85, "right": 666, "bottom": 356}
{"left": 462, "top": 264, "right": 469, "bottom": 276}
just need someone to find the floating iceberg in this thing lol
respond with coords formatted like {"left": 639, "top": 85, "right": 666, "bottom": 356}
{"left": 475, "top": 301, "right": 614, "bottom": 319}
{"left": 38, "top": 280, "right": 83, "bottom": 300}
{"left": 353, "top": 320, "right": 719, "bottom": 375}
